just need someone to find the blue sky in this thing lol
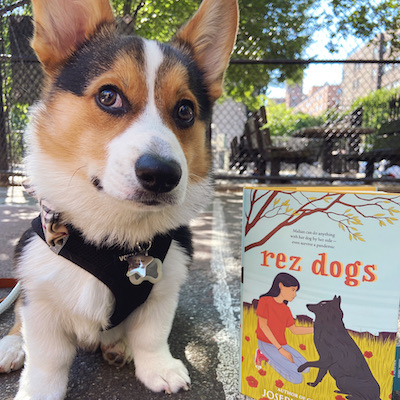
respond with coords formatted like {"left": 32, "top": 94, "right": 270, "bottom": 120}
{"left": 267, "top": 27, "right": 365, "bottom": 98}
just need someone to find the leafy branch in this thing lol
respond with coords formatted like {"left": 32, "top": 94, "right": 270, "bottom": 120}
{"left": 244, "top": 190, "right": 400, "bottom": 251}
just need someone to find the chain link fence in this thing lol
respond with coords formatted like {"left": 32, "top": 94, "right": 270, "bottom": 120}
{"left": 215, "top": 58, "right": 400, "bottom": 184}
{"left": 1, "top": 1, "right": 400, "bottom": 185}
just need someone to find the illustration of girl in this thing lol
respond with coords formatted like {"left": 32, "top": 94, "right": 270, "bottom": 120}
{"left": 255, "top": 272, "right": 313, "bottom": 384}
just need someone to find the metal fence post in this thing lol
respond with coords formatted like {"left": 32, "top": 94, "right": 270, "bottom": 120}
{"left": 0, "top": 16, "right": 9, "bottom": 185}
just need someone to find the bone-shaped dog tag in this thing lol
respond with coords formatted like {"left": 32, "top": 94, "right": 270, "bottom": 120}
{"left": 126, "top": 255, "right": 162, "bottom": 285}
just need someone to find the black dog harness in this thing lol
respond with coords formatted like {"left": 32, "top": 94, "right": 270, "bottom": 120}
{"left": 31, "top": 216, "right": 172, "bottom": 328}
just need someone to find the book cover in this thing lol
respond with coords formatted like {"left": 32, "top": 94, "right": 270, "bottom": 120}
{"left": 393, "top": 346, "right": 400, "bottom": 391}
{"left": 240, "top": 187, "right": 400, "bottom": 400}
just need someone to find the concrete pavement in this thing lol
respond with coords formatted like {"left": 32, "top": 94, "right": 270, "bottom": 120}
{"left": 0, "top": 186, "right": 248, "bottom": 399}
{"left": 1, "top": 186, "right": 400, "bottom": 400}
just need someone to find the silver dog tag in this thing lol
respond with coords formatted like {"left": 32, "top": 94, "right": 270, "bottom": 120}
{"left": 126, "top": 255, "right": 163, "bottom": 285}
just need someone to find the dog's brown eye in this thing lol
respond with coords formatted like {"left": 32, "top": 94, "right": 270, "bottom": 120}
{"left": 96, "top": 86, "right": 127, "bottom": 116}
{"left": 174, "top": 100, "right": 195, "bottom": 128}
{"left": 99, "top": 89, "right": 119, "bottom": 107}
{"left": 178, "top": 104, "right": 194, "bottom": 121}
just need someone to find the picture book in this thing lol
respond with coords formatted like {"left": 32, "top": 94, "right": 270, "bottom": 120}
{"left": 239, "top": 186, "right": 400, "bottom": 400}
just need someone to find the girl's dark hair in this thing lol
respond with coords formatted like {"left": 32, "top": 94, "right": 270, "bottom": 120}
{"left": 260, "top": 273, "right": 300, "bottom": 305}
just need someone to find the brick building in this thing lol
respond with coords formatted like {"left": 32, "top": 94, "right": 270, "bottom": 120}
{"left": 341, "top": 33, "right": 400, "bottom": 110}
{"left": 293, "top": 84, "right": 342, "bottom": 116}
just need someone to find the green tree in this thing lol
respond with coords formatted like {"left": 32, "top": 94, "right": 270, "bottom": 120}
{"left": 6, "top": 0, "right": 400, "bottom": 109}
{"left": 265, "top": 100, "right": 323, "bottom": 137}
{"left": 350, "top": 87, "right": 400, "bottom": 150}
{"left": 323, "top": 0, "right": 400, "bottom": 52}
{"left": 113, "top": 0, "right": 199, "bottom": 42}
{"left": 351, "top": 87, "right": 400, "bottom": 131}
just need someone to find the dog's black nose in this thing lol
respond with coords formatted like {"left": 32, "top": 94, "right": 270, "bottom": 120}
{"left": 135, "top": 154, "right": 182, "bottom": 194}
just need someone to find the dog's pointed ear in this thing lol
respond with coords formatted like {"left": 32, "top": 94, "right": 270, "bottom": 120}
{"left": 31, "top": 0, "right": 115, "bottom": 74}
{"left": 173, "top": 0, "right": 239, "bottom": 101}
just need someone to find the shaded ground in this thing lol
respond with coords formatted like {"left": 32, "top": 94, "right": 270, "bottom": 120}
{"left": 0, "top": 188, "right": 247, "bottom": 400}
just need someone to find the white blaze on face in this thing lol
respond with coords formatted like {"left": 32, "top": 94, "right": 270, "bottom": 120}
{"left": 101, "top": 39, "right": 188, "bottom": 205}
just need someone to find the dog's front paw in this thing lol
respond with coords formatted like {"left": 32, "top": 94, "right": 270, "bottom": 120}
{"left": 0, "top": 334, "right": 25, "bottom": 373}
{"left": 101, "top": 340, "right": 133, "bottom": 368}
{"left": 135, "top": 354, "right": 190, "bottom": 394}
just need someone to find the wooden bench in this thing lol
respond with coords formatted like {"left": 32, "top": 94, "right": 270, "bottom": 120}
{"left": 229, "top": 106, "right": 269, "bottom": 174}
{"left": 347, "top": 119, "right": 400, "bottom": 177}
{"left": 292, "top": 124, "right": 375, "bottom": 174}
{"left": 229, "top": 106, "right": 323, "bottom": 179}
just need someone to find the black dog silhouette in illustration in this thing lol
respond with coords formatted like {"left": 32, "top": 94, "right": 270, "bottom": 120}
{"left": 298, "top": 296, "right": 380, "bottom": 400}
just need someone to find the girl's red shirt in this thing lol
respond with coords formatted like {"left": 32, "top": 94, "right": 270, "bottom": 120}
{"left": 256, "top": 296, "right": 295, "bottom": 345}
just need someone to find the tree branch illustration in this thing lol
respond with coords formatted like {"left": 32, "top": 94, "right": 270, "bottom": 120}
{"left": 244, "top": 190, "right": 400, "bottom": 252}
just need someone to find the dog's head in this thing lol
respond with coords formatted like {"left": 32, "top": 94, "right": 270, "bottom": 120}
{"left": 27, "top": 0, "right": 238, "bottom": 243}
{"left": 307, "top": 295, "right": 344, "bottom": 322}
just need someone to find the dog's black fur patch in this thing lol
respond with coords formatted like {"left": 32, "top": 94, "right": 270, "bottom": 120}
{"left": 55, "top": 27, "right": 145, "bottom": 97}
{"left": 14, "top": 228, "right": 35, "bottom": 266}
{"left": 159, "top": 43, "right": 212, "bottom": 123}
{"left": 169, "top": 225, "right": 193, "bottom": 259}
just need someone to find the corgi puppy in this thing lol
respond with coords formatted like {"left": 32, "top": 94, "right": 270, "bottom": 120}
{"left": 0, "top": 0, "right": 238, "bottom": 398}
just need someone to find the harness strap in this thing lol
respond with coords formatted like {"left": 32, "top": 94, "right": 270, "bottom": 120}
{"left": 32, "top": 216, "right": 172, "bottom": 328}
